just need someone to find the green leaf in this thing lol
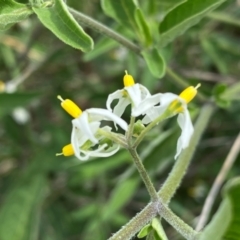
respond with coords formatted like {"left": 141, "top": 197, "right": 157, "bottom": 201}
{"left": 161, "top": 0, "right": 187, "bottom": 15}
{"left": 223, "top": 177, "right": 240, "bottom": 239}
{"left": 33, "top": 0, "right": 93, "bottom": 52}
{"left": 0, "top": 0, "right": 33, "bottom": 30}
{"left": 200, "top": 177, "right": 240, "bottom": 240}
{"left": 102, "top": 178, "right": 139, "bottom": 220}
{"left": 137, "top": 224, "right": 152, "bottom": 238}
{"left": 199, "top": 198, "right": 232, "bottom": 240}
{"left": 159, "top": 0, "right": 227, "bottom": 47}
{"left": 134, "top": 8, "right": 152, "bottom": 46}
{"left": 0, "top": 92, "right": 40, "bottom": 117}
{"left": 101, "top": 0, "right": 138, "bottom": 32}
{"left": 0, "top": 175, "right": 47, "bottom": 240}
{"left": 141, "top": 48, "right": 166, "bottom": 78}
{"left": 151, "top": 218, "right": 168, "bottom": 240}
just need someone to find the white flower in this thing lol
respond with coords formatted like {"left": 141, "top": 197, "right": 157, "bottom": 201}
{"left": 132, "top": 84, "right": 200, "bottom": 159}
{"left": 107, "top": 72, "right": 151, "bottom": 118}
{"left": 57, "top": 96, "right": 128, "bottom": 161}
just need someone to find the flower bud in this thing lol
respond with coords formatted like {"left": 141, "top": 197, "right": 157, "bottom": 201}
{"left": 133, "top": 120, "right": 145, "bottom": 137}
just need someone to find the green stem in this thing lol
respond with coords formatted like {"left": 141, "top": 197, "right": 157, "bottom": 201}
{"left": 158, "top": 104, "right": 215, "bottom": 204}
{"left": 68, "top": 7, "right": 141, "bottom": 55}
{"left": 158, "top": 202, "right": 200, "bottom": 240}
{"left": 108, "top": 200, "right": 199, "bottom": 240}
{"left": 128, "top": 148, "right": 159, "bottom": 201}
{"left": 133, "top": 110, "right": 170, "bottom": 148}
{"left": 98, "top": 129, "right": 127, "bottom": 148}
{"left": 108, "top": 202, "right": 158, "bottom": 240}
{"left": 126, "top": 116, "right": 135, "bottom": 142}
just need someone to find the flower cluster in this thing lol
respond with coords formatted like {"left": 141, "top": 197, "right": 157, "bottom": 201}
{"left": 57, "top": 72, "right": 200, "bottom": 160}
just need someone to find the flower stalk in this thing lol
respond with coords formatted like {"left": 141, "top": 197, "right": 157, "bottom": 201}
{"left": 133, "top": 110, "right": 171, "bottom": 148}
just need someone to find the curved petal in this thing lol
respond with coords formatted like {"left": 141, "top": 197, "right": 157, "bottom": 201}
{"left": 141, "top": 107, "right": 161, "bottom": 124}
{"left": 132, "top": 93, "right": 162, "bottom": 117}
{"left": 125, "top": 84, "right": 142, "bottom": 108}
{"left": 175, "top": 109, "right": 194, "bottom": 159}
{"left": 71, "top": 126, "right": 81, "bottom": 160}
{"left": 139, "top": 84, "right": 151, "bottom": 99}
{"left": 113, "top": 97, "right": 130, "bottom": 118}
{"left": 73, "top": 112, "right": 98, "bottom": 144}
{"left": 71, "top": 121, "right": 100, "bottom": 160}
{"left": 106, "top": 89, "right": 125, "bottom": 112}
{"left": 86, "top": 143, "right": 120, "bottom": 158}
{"left": 87, "top": 108, "right": 128, "bottom": 131}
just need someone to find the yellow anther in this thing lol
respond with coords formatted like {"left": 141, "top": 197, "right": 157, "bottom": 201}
{"left": 179, "top": 84, "right": 201, "bottom": 104}
{"left": 57, "top": 95, "right": 82, "bottom": 118}
{"left": 56, "top": 144, "right": 74, "bottom": 157}
{"left": 123, "top": 70, "right": 135, "bottom": 87}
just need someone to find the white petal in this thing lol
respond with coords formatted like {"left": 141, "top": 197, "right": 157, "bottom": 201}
{"left": 113, "top": 97, "right": 130, "bottom": 117}
{"left": 71, "top": 121, "right": 100, "bottom": 160}
{"left": 71, "top": 126, "right": 82, "bottom": 160}
{"left": 139, "top": 84, "right": 151, "bottom": 99}
{"left": 87, "top": 108, "right": 128, "bottom": 131}
{"left": 133, "top": 92, "right": 183, "bottom": 124}
{"left": 73, "top": 112, "right": 98, "bottom": 144}
{"left": 106, "top": 89, "right": 125, "bottom": 112}
{"left": 80, "top": 143, "right": 120, "bottom": 159}
{"left": 132, "top": 93, "right": 162, "bottom": 117}
{"left": 125, "top": 84, "right": 142, "bottom": 108}
{"left": 174, "top": 109, "right": 194, "bottom": 159}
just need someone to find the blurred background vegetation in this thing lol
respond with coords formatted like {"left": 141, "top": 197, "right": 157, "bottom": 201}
{"left": 0, "top": 0, "right": 240, "bottom": 239}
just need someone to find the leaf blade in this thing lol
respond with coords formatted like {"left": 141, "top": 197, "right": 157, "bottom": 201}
{"left": 33, "top": 0, "right": 93, "bottom": 52}
{"left": 200, "top": 177, "right": 240, "bottom": 240}
{"left": 141, "top": 48, "right": 166, "bottom": 78}
{"left": 159, "top": 0, "right": 227, "bottom": 47}
{"left": 0, "top": 0, "right": 33, "bottom": 30}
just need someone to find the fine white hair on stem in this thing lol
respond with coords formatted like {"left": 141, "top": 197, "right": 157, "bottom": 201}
{"left": 196, "top": 132, "right": 240, "bottom": 231}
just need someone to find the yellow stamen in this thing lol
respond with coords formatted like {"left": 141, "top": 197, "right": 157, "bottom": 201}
{"left": 56, "top": 144, "right": 74, "bottom": 157}
{"left": 57, "top": 95, "right": 82, "bottom": 118}
{"left": 179, "top": 84, "right": 201, "bottom": 104}
{"left": 123, "top": 70, "right": 135, "bottom": 87}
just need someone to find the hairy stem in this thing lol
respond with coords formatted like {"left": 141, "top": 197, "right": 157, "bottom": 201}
{"left": 158, "top": 202, "right": 200, "bottom": 240}
{"left": 158, "top": 104, "right": 215, "bottom": 204}
{"left": 68, "top": 7, "right": 141, "bottom": 55}
{"left": 128, "top": 148, "right": 159, "bottom": 201}
{"left": 109, "top": 200, "right": 199, "bottom": 240}
{"left": 126, "top": 116, "right": 135, "bottom": 142}
{"left": 108, "top": 202, "right": 158, "bottom": 240}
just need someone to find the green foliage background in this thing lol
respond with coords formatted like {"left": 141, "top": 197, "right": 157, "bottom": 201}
{"left": 0, "top": 0, "right": 240, "bottom": 239}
